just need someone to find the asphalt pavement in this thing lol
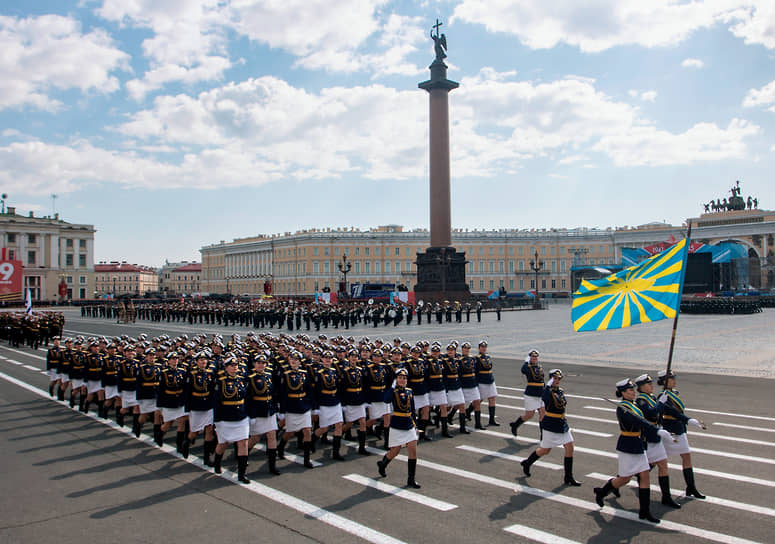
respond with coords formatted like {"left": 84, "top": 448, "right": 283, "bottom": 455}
{"left": 1, "top": 308, "right": 773, "bottom": 544}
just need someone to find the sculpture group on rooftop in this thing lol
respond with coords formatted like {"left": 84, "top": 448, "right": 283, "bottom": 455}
{"left": 702, "top": 180, "right": 758, "bottom": 213}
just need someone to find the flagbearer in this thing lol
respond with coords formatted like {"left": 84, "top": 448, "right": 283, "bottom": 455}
{"left": 510, "top": 349, "right": 544, "bottom": 437}
{"left": 520, "top": 369, "right": 581, "bottom": 486}
{"left": 635, "top": 374, "right": 681, "bottom": 508}
{"left": 657, "top": 369, "right": 706, "bottom": 499}
{"left": 594, "top": 379, "right": 674, "bottom": 523}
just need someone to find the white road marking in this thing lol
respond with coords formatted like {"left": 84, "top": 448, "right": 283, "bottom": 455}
{"left": 503, "top": 524, "right": 582, "bottom": 544}
{"left": 496, "top": 402, "right": 615, "bottom": 425}
{"left": 251, "top": 442, "right": 322, "bottom": 468}
{"left": 585, "top": 473, "right": 775, "bottom": 519}
{"left": 22, "top": 364, "right": 39, "bottom": 371}
{"left": 342, "top": 473, "right": 457, "bottom": 511}
{"left": 0, "top": 370, "right": 405, "bottom": 544}
{"left": 713, "top": 422, "right": 775, "bottom": 433}
{"left": 584, "top": 403, "right": 772, "bottom": 423}
{"left": 1, "top": 346, "right": 45, "bottom": 360}
{"left": 456, "top": 445, "right": 562, "bottom": 471}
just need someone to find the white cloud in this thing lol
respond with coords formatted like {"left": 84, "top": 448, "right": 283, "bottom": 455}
{"left": 453, "top": 1, "right": 774, "bottom": 52}
{"left": 682, "top": 58, "right": 704, "bottom": 68}
{"left": 0, "top": 14, "right": 130, "bottom": 110}
{"left": 641, "top": 91, "right": 657, "bottom": 102}
{"left": 743, "top": 80, "right": 775, "bottom": 112}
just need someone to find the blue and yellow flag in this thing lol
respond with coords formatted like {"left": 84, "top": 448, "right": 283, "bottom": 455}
{"left": 571, "top": 238, "right": 689, "bottom": 332}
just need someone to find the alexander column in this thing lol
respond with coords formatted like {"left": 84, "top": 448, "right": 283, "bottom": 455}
{"left": 414, "top": 19, "right": 470, "bottom": 301}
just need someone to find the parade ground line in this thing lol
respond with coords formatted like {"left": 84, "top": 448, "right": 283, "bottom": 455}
{"left": 342, "top": 474, "right": 457, "bottom": 511}
{"left": 503, "top": 524, "right": 582, "bottom": 544}
{"left": 0, "top": 371, "right": 406, "bottom": 544}
{"left": 584, "top": 473, "right": 775, "bottom": 519}
{"left": 455, "top": 445, "right": 563, "bottom": 471}
{"left": 344, "top": 442, "right": 763, "bottom": 544}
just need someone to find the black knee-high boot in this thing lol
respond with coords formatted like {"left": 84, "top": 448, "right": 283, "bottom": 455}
{"left": 237, "top": 455, "right": 250, "bottom": 484}
{"left": 57, "top": 387, "right": 65, "bottom": 401}
{"left": 176, "top": 431, "right": 185, "bottom": 453}
{"left": 132, "top": 413, "right": 140, "bottom": 437}
{"left": 303, "top": 441, "right": 314, "bottom": 468}
{"left": 267, "top": 448, "right": 280, "bottom": 474}
{"left": 474, "top": 410, "right": 483, "bottom": 430}
{"left": 563, "top": 457, "right": 581, "bottom": 486}
{"left": 521, "top": 451, "right": 540, "bottom": 476}
{"left": 277, "top": 438, "right": 287, "bottom": 459}
{"left": 659, "top": 475, "right": 680, "bottom": 508}
{"left": 116, "top": 406, "right": 124, "bottom": 427}
{"left": 683, "top": 467, "right": 705, "bottom": 499}
{"left": 509, "top": 417, "right": 524, "bottom": 436}
{"left": 382, "top": 428, "right": 390, "bottom": 450}
{"left": 488, "top": 405, "right": 499, "bottom": 426}
{"left": 458, "top": 413, "right": 470, "bottom": 434}
{"left": 153, "top": 424, "right": 163, "bottom": 446}
{"left": 638, "top": 487, "right": 660, "bottom": 523}
{"left": 204, "top": 439, "right": 217, "bottom": 467}
{"left": 441, "top": 418, "right": 452, "bottom": 438}
{"left": 407, "top": 458, "right": 421, "bottom": 489}
{"left": 447, "top": 407, "right": 458, "bottom": 424}
{"left": 214, "top": 452, "right": 223, "bottom": 474}
{"left": 377, "top": 454, "right": 391, "bottom": 477}
{"left": 357, "top": 430, "right": 370, "bottom": 455}
{"left": 594, "top": 479, "right": 615, "bottom": 507}
{"left": 97, "top": 400, "right": 105, "bottom": 418}
{"left": 332, "top": 435, "right": 345, "bottom": 461}
{"left": 420, "top": 419, "right": 433, "bottom": 441}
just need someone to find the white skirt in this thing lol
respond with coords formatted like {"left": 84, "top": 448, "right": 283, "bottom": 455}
{"left": 121, "top": 390, "right": 139, "bottom": 408}
{"left": 249, "top": 415, "right": 278, "bottom": 436}
{"left": 216, "top": 418, "right": 249, "bottom": 443}
{"left": 285, "top": 410, "right": 312, "bottom": 433}
{"left": 540, "top": 429, "right": 574, "bottom": 449}
{"left": 104, "top": 385, "right": 119, "bottom": 400}
{"left": 663, "top": 432, "right": 691, "bottom": 456}
{"left": 477, "top": 383, "right": 497, "bottom": 400}
{"left": 429, "top": 390, "right": 447, "bottom": 407}
{"left": 189, "top": 409, "right": 214, "bottom": 432}
{"left": 524, "top": 395, "right": 544, "bottom": 412}
{"left": 343, "top": 404, "right": 366, "bottom": 423}
{"left": 368, "top": 402, "right": 391, "bottom": 420}
{"left": 138, "top": 399, "right": 157, "bottom": 414}
{"left": 70, "top": 378, "right": 84, "bottom": 388}
{"left": 161, "top": 406, "right": 185, "bottom": 422}
{"left": 413, "top": 392, "right": 430, "bottom": 410}
{"left": 462, "top": 387, "right": 481, "bottom": 403}
{"left": 446, "top": 388, "right": 464, "bottom": 406}
{"left": 47, "top": 369, "right": 58, "bottom": 380}
{"left": 318, "top": 404, "right": 343, "bottom": 428}
{"left": 617, "top": 451, "right": 649, "bottom": 477}
{"left": 86, "top": 380, "right": 103, "bottom": 394}
{"left": 645, "top": 439, "right": 668, "bottom": 464}
{"left": 388, "top": 427, "right": 418, "bottom": 448}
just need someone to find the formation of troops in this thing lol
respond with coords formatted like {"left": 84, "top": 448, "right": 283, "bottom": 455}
{"left": 1, "top": 311, "right": 64, "bottom": 350}
{"left": 40, "top": 326, "right": 706, "bottom": 524}
{"left": 81, "top": 299, "right": 489, "bottom": 330}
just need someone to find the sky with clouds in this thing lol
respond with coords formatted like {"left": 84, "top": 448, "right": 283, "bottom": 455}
{"left": 1, "top": 0, "right": 773, "bottom": 266}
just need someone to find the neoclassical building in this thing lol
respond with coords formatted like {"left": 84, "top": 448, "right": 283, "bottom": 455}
{"left": 200, "top": 209, "right": 775, "bottom": 297}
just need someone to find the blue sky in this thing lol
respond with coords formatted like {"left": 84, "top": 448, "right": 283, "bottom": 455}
{"left": 1, "top": 0, "right": 773, "bottom": 266}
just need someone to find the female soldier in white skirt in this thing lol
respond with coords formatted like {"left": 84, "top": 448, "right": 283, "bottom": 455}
{"left": 475, "top": 340, "right": 499, "bottom": 426}
{"left": 426, "top": 345, "right": 450, "bottom": 437}
{"left": 155, "top": 352, "right": 189, "bottom": 455}
{"left": 635, "top": 374, "right": 681, "bottom": 508}
{"left": 442, "top": 344, "right": 468, "bottom": 434}
{"left": 57, "top": 338, "right": 73, "bottom": 402}
{"left": 459, "top": 342, "right": 482, "bottom": 429}
{"left": 246, "top": 354, "right": 281, "bottom": 475}
{"left": 594, "top": 379, "right": 673, "bottom": 523}
{"left": 376, "top": 368, "right": 421, "bottom": 489}
{"left": 184, "top": 351, "right": 217, "bottom": 465}
{"left": 213, "top": 356, "right": 251, "bottom": 483}
{"left": 312, "top": 350, "right": 345, "bottom": 460}
{"left": 277, "top": 350, "right": 315, "bottom": 469}
{"left": 134, "top": 348, "right": 159, "bottom": 438}
{"left": 365, "top": 349, "right": 392, "bottom": 449}
{"left": 83, "top": 341, "right": 105, "bottom": 415}
{"left": 658, "top": 369, "right": 706, "bottom": 499}
{"left": 510, "top": 349, "right": 544, "bottom": 437}
{"left": 341, "top": 349, "right": 370, "bottom": 455}
{"left": 406, "top": 346, "right": 431, "bottom": 441}
{"left": 519, "top": 369, "right": 581, "bottom": 486}
{"left": 117, "top": 344, "right": 139, "bottom": 430}
{"left": 101, "top": 343, "right": 121, "bottom": 422}
{"left": 46, "top": 336, "right": 62, "bottom": 397}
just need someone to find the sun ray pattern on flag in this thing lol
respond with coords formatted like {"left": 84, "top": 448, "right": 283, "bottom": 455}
{"left": 572, "top": 238, "right": 689, "bottom": 332}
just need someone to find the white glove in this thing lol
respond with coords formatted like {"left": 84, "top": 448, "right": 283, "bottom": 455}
{"left": 657, "top": 429, "right": 672, "bottom": 442}
{"left": 688, "top": 418, "right": 703, "bottom": 429}
{"left": 278, "top": 413, "right": 286, "bottom": 421}
{"left": 658, "top": 393, "right": 668, "bottom": 404}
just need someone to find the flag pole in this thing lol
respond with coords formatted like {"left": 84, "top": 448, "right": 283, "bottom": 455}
{"left": 664, "top": 222, "right": 692, "bottom": 377}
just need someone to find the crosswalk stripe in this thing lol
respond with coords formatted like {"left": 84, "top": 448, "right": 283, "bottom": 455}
{"left": 503, "top": 524, "right": 582, "bottom": 544}
{"left": 342, "top": 474, "right": 457, "bottom": 511}
{"left": 456, "top": 445, "right": 562, "bottom": 470}
{"left": 584, "top": 473, "right": 775, "bottom": 518}
{"left": 713, "top": 422, "right": 775, "bottom": 433}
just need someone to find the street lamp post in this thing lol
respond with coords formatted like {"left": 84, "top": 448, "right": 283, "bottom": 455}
{"left": 337, "top": 255, "right": 352, "bottom": 296}
{"left": 529, "top": 250, "right": 544, "bottom": 309}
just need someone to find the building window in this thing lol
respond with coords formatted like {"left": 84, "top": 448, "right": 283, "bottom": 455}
{"left": 561, "top": 279, "right": 566, "bottom": 289}
{"left": 355, "top": 247, "right": 360, "bottom": 256}
{"left": 395, "top": 247, "right": 400, "bottom": 256}
{"left": 7, "top": 250, "right": 13, "bottom": 260}
{"left": 518, "top": 260, "right": 524, "bottom": 271}
{"left": 519, "top": 279, "right": 524, "bottom": 290}
{"left": 468, "top": 261, "right": 474, "bottom": 273}
{"left": 79, "top": 254, "right": 86, "bottom": 267}
{"left": 479, "top": 280, "right": 484, "bottom": 289}
{"left": 489, "top": 247, "right": 494, "bottom": 255}
{"left": 509, "top": 247, "right": 514, "bottom": 255}
{"left": 551, "top": 260, "right": 557, "bottom": 273}
{"left": 324, "top": 247, "right": 329, "bottom": 256}
{"left": 79, "top": 288, "right": 86, "bottom": 299}
{"left": 489, "top": 261, "right": 494, "bottom": 273}
{"left": 28, "top": 234, "right": 36, "bottom": 244}
{"left": 479, "top": 247, "right": 483, "bottom": 255}
{"left": 478, "top": 261, "right": 484, "bottom": 273}
{"left": 489, "top": 280, "right": 494, "bottom": 289}
{"left": 334, "top": 247, "right": 339, "bottom": 256}
{"left": 508, "top": 260, "right": 514, "bottom": 272}
{"left": 323, "top": 262, "right": 330, "bottom": 273}
{"left": 66, "top": 238, "right": 73, "bottom": 248}
{"left": 7, "top": 233, "right": 15, "bottom": 243}
{"left": 365, "top": 247, "right": 370, "bottom": 256}
{"left": 530, "top": 279, "right": 535, "bottom": 289}
{"left": 499, "top": 261, "right": 504, "bottom": 273}
{"left": 313, "top": 262, "right": 319, "bottom": 274}
{"left": 27, "top": 251, "right": 36, "bottom": 265}
{"left": 551, "top": 279, "right": 556, "bottom": 289}
{"left": 469, "top": 280, "right": 474, "bottom": 289}
{"left": 365, "top": 261, "right": 371, "bottom": 274}
{"left": 345, "top": 247, "right": 350, "bottom": 256}
{"left": 384, "top": 261, "right": 391, "bottom": 273}
{"left": 561, "top": 260, "right": 567, "bottom": 273}
{"left": 375, "top": 247, "right": 380, "bottom": 256}
{"left": 79, "top": 276, "right": 86, "bottom": 284}
{"left": 66, "top": 276, "right": 73, "bottom": 284}
{"left": 541, "top": 279, "right": 547, "bottom": 289}
{"left": 509, "top": 279, "right": 514, "bottom": 289}
{"left": 79, "top": 239, "right": 86, "bottom": 249}
{"left": 313, "top": 247, "right": 319, "bottom": 256}
{"left": 354, "top": 261, "right": 360, "bottom": 274}
{"left": 551, "top": 247, "right": 556, "bottom": 255}
{"left": 405, "top": 247, "right": 411, "bottom": 256}
{"left": 66, "top": 254, "right": 73, "bottom": 266}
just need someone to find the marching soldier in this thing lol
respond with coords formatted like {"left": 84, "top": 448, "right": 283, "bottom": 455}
{"left": 117, "top": 344, "right": 139, "bottom": 429}
{"left": 459, "top": 342, "right": 482, "bottom": 429}
{"left": 340, "top": 349, "right": 370, "bottom": 455}
{"left": 134, "top": 348, "right": 160, "bottom": 438}
{"left": 155, "top": 352, "right": 189, "bottom": 455}
{"left": 246, "top": 354, "right": 281, "bottom": 475}
{"left": 475, "top": 341, "right": 499, "bottom": 426}
{"left": 520, "top": 369, "right": 581, "bottom": 486}
{"left": 376, "top": 368, "right": 421, "bottom": 488}
{"left": 46, "top": 337, "right": 62, "bottom": 397}
{"left": 510, "top": 349, "right": 544, "bottom": 437}
{"left": 312, "top": 350, "right": 346, "bottom": 461}
{"left": 213, "top": 356, "right": 251, "bottom": 483}
{"left": 365, "top": 348, "right": 392, "bottom": 449}
{"left": 442, "top": 344, "right": 468, "bottom": 434}
{"left": 185, "top": 352, "right": 217, "bottom": 466}
{"left": 277, "top": 350, "right": 315, "bottom": 468}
